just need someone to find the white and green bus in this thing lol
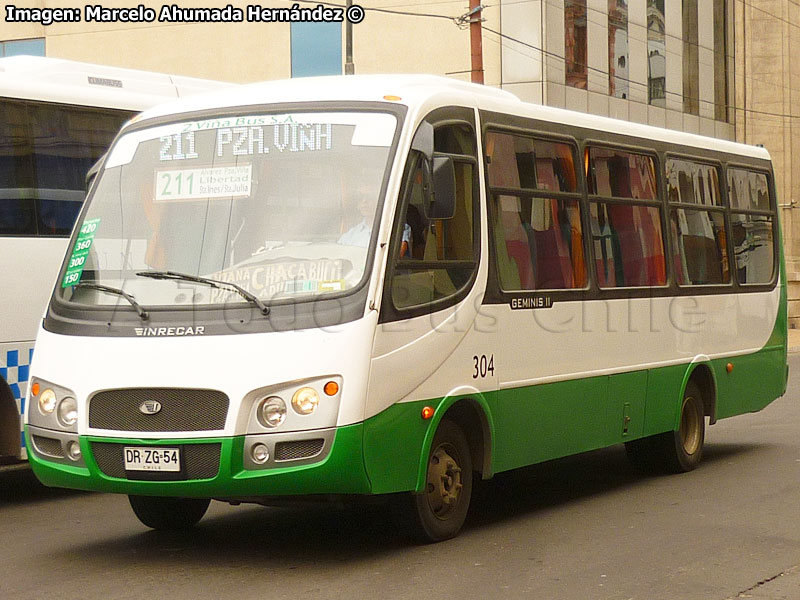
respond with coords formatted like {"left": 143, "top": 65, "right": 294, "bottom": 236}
{"left": 25, "top": 76, "right": 787, "bottom": 541}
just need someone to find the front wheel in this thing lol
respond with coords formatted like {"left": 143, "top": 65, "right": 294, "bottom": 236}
{"left": 401, "top": 420, "right": 473, "bottom": 543}
{"left": 128, "top": 495, "right": 210, "bottom": 530}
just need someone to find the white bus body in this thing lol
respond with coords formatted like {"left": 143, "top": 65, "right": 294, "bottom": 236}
{"left": 25, "top": 75, "right": 787, "bottom": 541}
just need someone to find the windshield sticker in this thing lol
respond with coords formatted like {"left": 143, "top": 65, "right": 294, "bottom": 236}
{"left": 155, "top": 165, "right": 252, "bottom": 201}
{"left": 207, "top": 259, "right": 351, "bottom": 300}
{"left": 61, "top": 218, "right": 100, "bottom": 288}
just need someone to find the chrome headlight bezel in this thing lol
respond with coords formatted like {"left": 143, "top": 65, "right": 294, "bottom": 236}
{"left": 256, "top": 396, "right": 287, "bottom": 428}
{"left": 244, "top": 376, "right": 343, "bottom": 434}
{"left": 28, "top": 378, "right": 79, "bottom": 433}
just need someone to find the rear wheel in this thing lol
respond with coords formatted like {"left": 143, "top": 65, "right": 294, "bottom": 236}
{"left": 402, "top": 420, "right": 473, "bottom": 543}
{"left": 128, "top": 495, "right": 210, "bottom": 530}
{"left": 625, "top": 381, "right": 705, "bottom": 474}
{"left": 669, "top": 381, "right": 705, "bottom": 472}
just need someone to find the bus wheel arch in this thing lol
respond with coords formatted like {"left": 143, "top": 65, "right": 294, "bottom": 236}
{"left": 437, "top": 398, "right": 493, "bottom": 480}
{"left": 626, "top": 364, "right": 715, "bottom": 474}
{"left": 403, "top": 396, "right": 493, "bottom": 542}
{"left": 683, "top": 361, "right": 717, "bottom": 426}
{"left": 0, "top": 377, "right": 20, "bottom": 460}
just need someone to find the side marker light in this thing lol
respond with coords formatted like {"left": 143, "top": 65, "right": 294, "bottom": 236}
{"left": 421, "top": 406, "right": 434, "bottom": 420}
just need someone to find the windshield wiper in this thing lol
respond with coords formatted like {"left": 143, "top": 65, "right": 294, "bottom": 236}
{"left": 74, "top": 282, "right": 150, "bottom": 320}
{"left": 136, "top": 270, "right": 270, "bottom": 316}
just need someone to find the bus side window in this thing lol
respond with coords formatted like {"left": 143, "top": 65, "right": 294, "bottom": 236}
{"left": 587, "top": 146, "right": 666, "bottom": 288}
{"left": 384, "top": 119, "right": 479, "bottom": 316}
{"left": 485, "top": 130, "right": 586, "bottom": 291}
{"left": 727, "top": 167, "right": 775, "bottom": 285}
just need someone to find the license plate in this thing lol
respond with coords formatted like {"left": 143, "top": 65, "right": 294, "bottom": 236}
{"left": 123, "top": 447, "right": 181, "bottom": 472}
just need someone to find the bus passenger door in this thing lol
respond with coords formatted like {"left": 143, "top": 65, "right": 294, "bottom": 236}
{"left": 364, "top": 110, "right": 491, "bottom": 493}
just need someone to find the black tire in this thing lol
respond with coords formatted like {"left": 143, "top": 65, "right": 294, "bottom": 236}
{"left": 401, "top": 420, "right": 473, "bottom": 543}
{"left": 128, "top": 495, "right": 210, "bottom": 531}
{"left": 625, "top": 381, "right": 705, "bottom": 474}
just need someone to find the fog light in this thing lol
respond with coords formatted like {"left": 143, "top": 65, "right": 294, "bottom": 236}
{"left": 38, "top": 388, "right": 57, "bottom": 415}
{"left": 257, "top": 396, "right": 287, "bottom": 428}
{"left": 66, "top": 440, "right": 82, "bottom": 461}
{"left": 292, "top": 387, "right": 319, "bottom": 415}
{"left": 57, "top": 397, "right": 78, "bottom": 427}
{"left": 251, "top": 443, "right": 270, "bottom": 464}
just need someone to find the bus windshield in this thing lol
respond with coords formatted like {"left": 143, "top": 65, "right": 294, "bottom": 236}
{"left": 59, "top": 111, "right": 398, "bottom": 309}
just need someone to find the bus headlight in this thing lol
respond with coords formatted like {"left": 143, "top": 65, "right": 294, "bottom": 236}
{"left": 251, "top": 443, "right": 270, "bottom": 464}
{"left": 38, "top": 389, "right": 57, "bottom": 416}
{"left": 66, "top": 440, "right": 82, "bottom": 461}
{"left": 292, "top": 387, "right": 319, "bottom": 415}
{"left": 257, "top": 396, "right": 287, "bottom": 428}
{"left": 57, "top": 397, "right": 78, "bottom": 427}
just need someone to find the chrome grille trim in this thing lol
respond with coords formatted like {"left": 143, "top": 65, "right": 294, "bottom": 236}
{"left": 88, "top": 388, "right": 229, "bottom": 432}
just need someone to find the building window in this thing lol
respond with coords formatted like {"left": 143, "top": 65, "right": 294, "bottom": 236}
{"left": 647, "top": 0, "right": 666, "bottom": 107}
{"left": 608, "top": 0, "right": 629, "bottom": 99}
{"left": 0, "top": 38, "right": 45, "bottom": 57}
{"left": 682, "top": 0, "right": 699, "bottom": 115}
{"left": 565, "top": 0, "right": 588, "bottom": 89}
{"left": 290, "top": 23, "right": 341, "bottom": 77}
{"left": 713, "top": 0, "right": 729, "bottom": 122}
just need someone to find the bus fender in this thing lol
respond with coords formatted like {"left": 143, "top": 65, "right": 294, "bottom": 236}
{"left": 0, "top": 375, "right": 22, "bottom": 460}
{"left": 413, "top": 387, "right": 495, "bottom": 493}
{"left": 677, "top": 356, "right": 718, "bottom": 427}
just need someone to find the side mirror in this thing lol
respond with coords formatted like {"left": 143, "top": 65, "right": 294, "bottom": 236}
{"left": 428, "top": 156, "right": 456, "bottom": 220}
{"left": 410, "top": 121, "right": 434, "bottom": 161}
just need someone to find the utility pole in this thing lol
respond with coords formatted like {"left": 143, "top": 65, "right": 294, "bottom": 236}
{"left": 469, "top": 0, "right": 484, "bottom": 84}
{"left": 345, "top": 0, "right": 355, "bottom": 74}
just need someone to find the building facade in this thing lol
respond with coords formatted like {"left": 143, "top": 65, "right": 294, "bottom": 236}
{"left": 1, "top": 0, "right": 799, "bottom": 322}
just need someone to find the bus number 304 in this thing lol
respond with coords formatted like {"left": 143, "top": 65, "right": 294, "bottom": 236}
{"left": 472, "top": 354, "right": 495, "bottom": 379}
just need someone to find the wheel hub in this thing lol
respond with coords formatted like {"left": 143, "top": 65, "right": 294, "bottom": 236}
{"left": 680, "top": 396, "right": 701, "bottom": 455}
{"left": 426, "top": 446, "right": 463, "bottom": 518}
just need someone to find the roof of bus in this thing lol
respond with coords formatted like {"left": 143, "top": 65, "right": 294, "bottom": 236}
{"left": 133, "top": 74, "right": 770, "bottom": 161}
{"left": 0, "top": 56, "right": 232, "bottom": 110}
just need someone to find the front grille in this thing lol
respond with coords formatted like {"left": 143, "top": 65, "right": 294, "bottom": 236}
{"left": 91, "top": 442, "right": 221, "bottom": 480}
{"left": 275, "top": 439, "right": 325, "bottom": 461}
{"left": 33, "top": 435, "right": 64, "bottom": 458}
{"left": 88, "top": 388, "right": 229, "bottom": 432}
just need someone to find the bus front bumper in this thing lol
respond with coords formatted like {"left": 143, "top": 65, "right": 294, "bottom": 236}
{"left": 25, "top": 423, "right": 372, "bottom": 498}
